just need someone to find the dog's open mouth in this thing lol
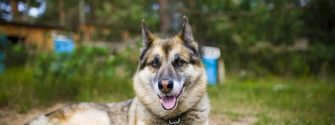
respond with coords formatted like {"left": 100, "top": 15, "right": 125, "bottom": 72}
{"left": 159, "top": 95, "right": 177, "bottom": 110}
{"left": 158, "top": 87, "right": 184, "bottom": 110}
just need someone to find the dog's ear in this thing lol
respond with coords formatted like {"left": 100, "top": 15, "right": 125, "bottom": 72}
{"left": 179, "top": 16, "right": 194, "bottom": 43}
{"left": 179, "top": 16, "right": 199, "bottom": 55}
{"left": 141, "top": 20, "right": 155, "bottom": 48}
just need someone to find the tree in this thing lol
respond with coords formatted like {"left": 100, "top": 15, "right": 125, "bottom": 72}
{"left": 58, "top": 0, "right": 65, "bottom": 26}
{"left": 10, "top": 0, "right": 19, "bottom": 21}
{"left": 158, "top": 0, "right": 171, "bottom": 33}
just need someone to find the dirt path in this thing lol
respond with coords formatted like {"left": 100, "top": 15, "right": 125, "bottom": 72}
{"left": 0, "top": 104, "right": 64, "bottom": 125}
{"left": 209, "top": 114, "right": 258, "bottom": 125}
{"left": 0, "top": 104, "right": 257, "bottom": 125}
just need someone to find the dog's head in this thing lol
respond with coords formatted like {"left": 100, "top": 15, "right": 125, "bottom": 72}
{"left": 133, "top": 16, "right": 207, "bottom": 116}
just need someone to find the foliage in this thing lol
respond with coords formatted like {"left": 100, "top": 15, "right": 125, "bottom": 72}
{"left": 0, "top": 45, "right": 138, "bottom": 112}
{"left": 303, "top": 0, "right": 335, "bottom": 45}
{"left": 2, "top": 0, "right": 334, "bottom": 75}
{"left": 0, "top": 37, "right": 31, "bottom": 67}
{"left": 89, "top": 0, "right": 159, "bottom": 40}
{"left": 180, "top": 0, "right": 335, "bottom": 76}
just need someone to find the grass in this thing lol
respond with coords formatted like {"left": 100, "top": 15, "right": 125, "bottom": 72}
{"left": 0, "top": 45, "right": 138, "bottom": 112}
{"left": 0, "top": 67, "right": 134, "bottom": 112}
{"left": 0, "top": 68, "right": 35, "bottom": 112}
{"left": 208, "top": 76, "right": 335, "bottom": 125}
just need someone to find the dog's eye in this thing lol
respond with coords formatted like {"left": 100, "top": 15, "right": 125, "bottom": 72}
{"left": 174, "top": 58, "right": 186, "bottom": 67}
{"left": 150, "top": 60, "right": 160, "bottom": 68}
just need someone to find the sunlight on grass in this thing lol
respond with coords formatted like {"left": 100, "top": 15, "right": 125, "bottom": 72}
{"left": 208, "top": 76, "right": 335, "bottom": 124}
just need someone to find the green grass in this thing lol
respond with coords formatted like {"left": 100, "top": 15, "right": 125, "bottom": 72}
{"left": 0, "top": 67, "right": 134, "bottom": 112}
{"left": 0, "top": 68, "right": 35, "bottom": 112}
{"left": 208, "top": 76, "right": 335, "bottom": 124}
{"left": 0, "top": 45, "right": 138, "bottom": 112}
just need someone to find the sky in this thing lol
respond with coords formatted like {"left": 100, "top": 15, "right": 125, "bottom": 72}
{"left": 0, "top": 0, "right": 46, "bottom": 21}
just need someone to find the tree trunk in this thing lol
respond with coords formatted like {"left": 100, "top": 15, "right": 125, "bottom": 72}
{"left": 22, "top": 0, "right": 31, "bottom": 21}
{"left": 158, "top": 0, "right": 171, "bottom": 33}
{"left": 11, "top": 0, "right": 19, "bottom": 21}
{"left": 79, "top": 0, "right": 87, "bottom": 41}
{"left": 58, "top": 0, "right": 65, "bottom": 26}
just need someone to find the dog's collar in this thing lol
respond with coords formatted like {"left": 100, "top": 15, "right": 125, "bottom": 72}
{"left": 168, "top": 117, "right": 181, "bottom": 125}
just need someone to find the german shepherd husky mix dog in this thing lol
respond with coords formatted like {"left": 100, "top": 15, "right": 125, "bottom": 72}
{"left": 27, "top": 16, "right": 210, "bottom": 125}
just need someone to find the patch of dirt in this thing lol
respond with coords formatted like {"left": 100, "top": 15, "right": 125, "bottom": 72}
{"left": 230, "top": 116, "right": 258, "bottom": 125}
{"left": 209, "top": 114, "right": 231, "bottom": 125}
{"left": 0, "top": 103, "right": 65, "bottom": 125}
{"left": 1, "top": 104, "right": 258, "bottom": 125}
{"left": 209, "top": 114, "right": 258, "bottom": 125}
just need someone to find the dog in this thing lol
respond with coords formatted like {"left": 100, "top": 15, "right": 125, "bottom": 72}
{"left": 27, "top": 16, "right": 210, "bottom": 125}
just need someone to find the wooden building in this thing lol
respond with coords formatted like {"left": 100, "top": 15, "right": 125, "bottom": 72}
{"left": 0, "top": 21, "right": 68, "bottom": 51}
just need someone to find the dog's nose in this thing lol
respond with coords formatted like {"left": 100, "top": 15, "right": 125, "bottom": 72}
{"left": 158, "top": 80, "right": 173, "bottom": 93}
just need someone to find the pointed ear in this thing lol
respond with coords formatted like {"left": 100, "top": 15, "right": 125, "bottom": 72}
{"left": 179, "top": 16, "right": 199, "bottom": 56}
{"left": 141, "top": 20, "right": 155, "bottom": 47}
{"left": 179, "top": 16, "right": 195, "bottom": 43}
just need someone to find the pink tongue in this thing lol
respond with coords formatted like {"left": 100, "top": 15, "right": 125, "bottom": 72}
{"left": 161, "top": 96, "right": 177, "bottom": 110}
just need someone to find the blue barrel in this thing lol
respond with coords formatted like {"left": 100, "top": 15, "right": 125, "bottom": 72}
{"left": 54, "top": 37, "right": 75, "bottom": 54}
{"left": 203, "top": 58, "right": 218, "bottom": 85}
{"left": 0, "top": 52, "right": 4, "bottom": 74}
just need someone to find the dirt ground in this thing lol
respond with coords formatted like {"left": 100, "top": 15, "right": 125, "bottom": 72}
{"left": 0, "top": 104, "right": 257, "bottom": 125}
{"left": 0, "top": 104, "right": 64, "bottom": 125}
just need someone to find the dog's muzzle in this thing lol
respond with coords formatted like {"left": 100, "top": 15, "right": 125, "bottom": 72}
{"left": 157, "top": 84, "right": 185, "bottom": 110}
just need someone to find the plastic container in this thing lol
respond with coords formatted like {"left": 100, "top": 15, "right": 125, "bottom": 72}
{"left": 53, "top": 35, "right": 74, "bottom": 54}
{"left": 203, "top": 58, "right": 218, "bottom": 85}
{"left": 0, "top": 52, "right": 4, "bottom": 74}
{"left": 202, "top": 46, "right": 221, "bottom": 85}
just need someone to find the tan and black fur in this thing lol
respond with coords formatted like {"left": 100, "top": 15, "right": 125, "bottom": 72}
{"left": 27, "top": 16, "right": 210, "bottom": 125}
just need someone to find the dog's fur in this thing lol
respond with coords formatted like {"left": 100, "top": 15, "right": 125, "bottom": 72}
{"left": 27, "top": 16, "right": 210, "bottom": 125}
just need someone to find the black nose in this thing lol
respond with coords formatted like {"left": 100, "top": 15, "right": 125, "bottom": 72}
{"left": 158, "top": 80, "right": 173, "bottom": 93}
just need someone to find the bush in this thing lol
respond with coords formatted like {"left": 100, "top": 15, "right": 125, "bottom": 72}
{"left": 0, "top": 44, "right": 138, "bottom": 111}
